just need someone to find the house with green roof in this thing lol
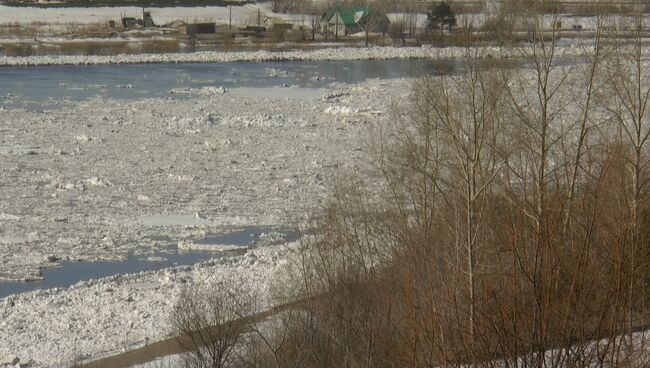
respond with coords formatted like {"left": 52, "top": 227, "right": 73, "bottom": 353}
{"left": 321, "top": 5, "right": 390, "bottom": 37}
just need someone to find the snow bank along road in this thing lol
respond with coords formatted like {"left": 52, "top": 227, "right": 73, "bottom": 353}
{"left": 0, "top": 76, "right": 407, "bottom": 366}
{"left": 0, "top": 45, "right": 595, "bottom": 67}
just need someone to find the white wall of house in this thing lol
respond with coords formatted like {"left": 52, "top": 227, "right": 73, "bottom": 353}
{"left": 327, "top": 12, "right": 347, "bottom": 36}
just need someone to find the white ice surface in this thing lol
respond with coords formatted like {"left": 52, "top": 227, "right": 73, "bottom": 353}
{"left": 177, "top": 240, "right": 245, "bottom": 252}
{"left": 0, "top": 76, "right": 403, "bottom": 366}
{"left": 141, "top": 214, "right": 208, "bottom": 227}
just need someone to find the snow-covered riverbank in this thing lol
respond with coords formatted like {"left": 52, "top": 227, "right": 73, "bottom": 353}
{"left": 0, "top": 44, "right": 593, "bottom": 67}
{"left": 0, "top": 76, "right": 407, "bottom": 366}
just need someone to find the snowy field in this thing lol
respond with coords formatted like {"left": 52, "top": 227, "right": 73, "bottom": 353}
{"left": 0, "top": 69, "right": 406, "bottom": 366}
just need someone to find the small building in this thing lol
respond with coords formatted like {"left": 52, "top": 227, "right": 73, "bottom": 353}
{"left": 123, "top": 10, "right": 155, "bottom": 29}
{"left": 121, "top": 17, "right": 137, "bottom": 28}
{"left": 180, "top": 23, "right": 216, "bottom": 35}
{"left": 142, "top": 11, "right": 155, "bottom": 28}
{"left": 321, "top": 5, "right": 389, "bottom": 37}
{"left": 261, "top": 17, "right": 293, "bottom": 32}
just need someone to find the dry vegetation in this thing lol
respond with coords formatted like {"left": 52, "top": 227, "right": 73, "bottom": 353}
{"left": 168, "top": 6, "right": 650, "bottom": 368}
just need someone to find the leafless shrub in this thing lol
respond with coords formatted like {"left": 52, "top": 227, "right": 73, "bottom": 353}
{"left": 481, "top": 16, "right": 514, "bottom": 43}
{"left": 272, "top": 26, "right": 286, "bottom": 42}
{"left": 602, "top": 10, "right": 650, "bottom": 340}
{"left": 171, "top": 285, "right": 250, "bottom": 368}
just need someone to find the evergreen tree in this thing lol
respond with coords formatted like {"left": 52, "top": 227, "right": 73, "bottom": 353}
{"left": 427, "top": 2, "right": 457, "bottom": 35}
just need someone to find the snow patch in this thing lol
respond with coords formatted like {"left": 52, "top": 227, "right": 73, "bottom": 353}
{"left": 140, "top": 214, "right": 207, "bottom": 227}
{"left": 177, "top": 240, "right": 246, "bottom": 252}
{"left": 325, "top": 105, "right": 359, "bottom": 115}
{"left": 0, "top": 213, "right": 20, "bottom": 221}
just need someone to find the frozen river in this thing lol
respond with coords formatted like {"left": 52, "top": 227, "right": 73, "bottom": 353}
{"left": 0, "top": 58, "right": 449, "bottom": 298}
{"left": 0, "top": 55, "right": 573, "bottom": 297}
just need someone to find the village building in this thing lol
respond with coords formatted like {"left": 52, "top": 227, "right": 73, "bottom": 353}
{"left": 141, "top": 11, "right": 155, "bottom": 28}
{"left": 121, "top": 9, "right": 155, "bottom": 29}
{"left": 121, "top": 17, "right": 137, "bottom": 28}
{"left": 321, "top": 5, "right": 390, "bottom": 37}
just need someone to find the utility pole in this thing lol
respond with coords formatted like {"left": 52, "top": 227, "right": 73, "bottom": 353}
{"left": 229, "top": 5, "right": 232, "bottom": 29}
{"left": 335, "top": 3, "right": 339, "bottom": 41}
{"left": 325, "top": 17, "right": 328, "bottom": 41}
{"left": 402, "top": 0, "right": 406, "bottom": 36}
{"left": 301, "top": 2, "right": 305, "bottom": 41}
{"left": 410, "top": 0, "right": 414, "bottom": 36}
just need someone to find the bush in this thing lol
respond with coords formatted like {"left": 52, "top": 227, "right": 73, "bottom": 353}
{"left": 481, "top": 16, "right": 514, "bottom": 43}
{"left": 171, "top": 285, "right": 248, "bottom": 368}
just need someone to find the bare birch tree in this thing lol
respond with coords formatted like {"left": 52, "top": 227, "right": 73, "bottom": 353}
{"left": 409, "top": 44, "right": 509, "bottom": 350}
{"left": 604, "top": 4, "right": 650, "bottom": 341}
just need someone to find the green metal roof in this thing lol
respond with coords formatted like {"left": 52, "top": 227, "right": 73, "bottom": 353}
{"left": 322, "top": 5, "right": 368, "bottom": 26}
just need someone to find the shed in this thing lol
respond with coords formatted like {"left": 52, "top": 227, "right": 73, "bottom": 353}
{"left": 180, "top": 23, "right": 216, "bottom": 35}
{"left": 122, "top": 17, "right": 137, "bottom": 28}
{"left": 142, "top": 11, "right": 155, "bottom": 28}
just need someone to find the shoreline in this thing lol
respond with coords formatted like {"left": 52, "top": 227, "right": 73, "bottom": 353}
{"left": 0, "top": 45, "right": 591, "bottom": 67}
